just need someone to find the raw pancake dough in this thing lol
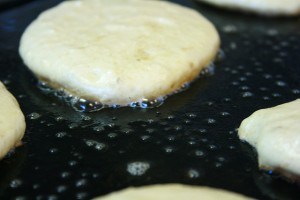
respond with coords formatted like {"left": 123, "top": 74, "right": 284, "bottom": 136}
{"left": 239, "top": 99, "right": 300, "bottom": 179}
{"left": 19, "top": 0, "right": 220, "bottom": 107}
{"left": 93, "top": 184, "right": 253, "bottom": 200}
{"left": 197, "top": 0, "right": 300, "bottom": 16}
{"left": 0, "top": 82, "right": 26, "bottom": 159}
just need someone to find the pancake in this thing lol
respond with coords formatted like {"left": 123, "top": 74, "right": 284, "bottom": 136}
{"left": 239, "top": 99, "right": 300, "bottom": 180}
{"left": 19, "top": 0, "right": 220, "bottom": 109}
{"left": 93, "top": 184, "right": 253, "bottom": 200}
{"left": 0, "top": 82, "right": 26, "bottom": 159}
{"left": 197, "top": 0, "right": 300, "bottom": 16}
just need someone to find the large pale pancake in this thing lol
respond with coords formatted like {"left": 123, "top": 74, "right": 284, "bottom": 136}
{"left": 0, "top": 82, "right": 26, "bottom": 159}
{"left": 93, "top": 184, "right": 253, "bottom": 200}
{"left": 19, "top": 0, "right": 220, "bottom": 107}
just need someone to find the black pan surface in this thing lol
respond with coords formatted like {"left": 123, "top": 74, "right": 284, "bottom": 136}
{"left": 0, "top": 0, "right": 300, "bottom": 199}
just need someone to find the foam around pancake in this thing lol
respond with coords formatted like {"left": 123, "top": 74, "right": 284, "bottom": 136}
{"left": 19, "top": 0, "right": 220, "bottom": 107}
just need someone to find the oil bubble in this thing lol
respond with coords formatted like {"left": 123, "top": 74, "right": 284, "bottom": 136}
{"left": 28, "top": 112, "right": 41, "bottom": 120}
{"left": 187, "top": 169, "right": 200, "bottom": 179}
{"left": 127, "top": 162, "right": 150, "bottom": 176}
{"left": 85, "top": 140, "right": 106, "bottom": 151}
{"left": 56, "top": 132, "right": 67, "bottom": 138}
{"left": 57, "top": 185, "right": 68, "bottom": 193}
{"left": 10, "top": 179, "right": 23, "bottom": 188}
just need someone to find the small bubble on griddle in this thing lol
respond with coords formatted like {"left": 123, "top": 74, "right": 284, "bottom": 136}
{"left": 272, "top": 93, "right": 282, "bottom": 98}
{"left": 77, "top": 192, "right": 89, "bottom": 200}
{"left": 46, "top": 195, "right": 59, "bottom": 200}
{"left": 241, "top": 92, "right": 254, "bottom": 98}
{"left": 222, "top": 25, "right": 238, "bottom": 34}
{"left": 146, "top": 128, "right": 156, "bottom": 133}
{"left": 164, "top": 146, "right": 175, "bottom": 154}
{"left": 55, "top": 116, "right": 64, "bottom": 122}
{"left": 68, "top": 123, "right": 79, "bottom": 129}
{"left": 32, "top": 184, "right": 40, "bottom": 190}
{"left": 85, "top": 140, "right": 106, "bottom": 151}
{"left": 230, "top": 42, "right": 237, "bottom": 50}
{"left": 187, "top": 169, "right": 201, "bottom": 179}
{"left": 10, "top": 179, "right": 23, "bottom": 188}
{"left": 140, "top": 135, "right": 151, "bottom": 141}
{"left": 239, "top": 86, "right": 250, "bottom": 91}
{"left": 127, "top": 162, "right": 150, "bottom": 176}
{"left": 188, "top": 140, "right": 196, "bottom": 146}
{"left": 121, "top": 128, "right": 134, "bottom": 134}
{"left": 173, "top": 125, "right": 182, "bottom": 131}
{"left": 49, "top": 148, "right": 58, "bottom": 154}
{"left": 198, "top": 129, "right": 207, "bottom": 134}
{"left": 166, "top": 135, "right": 176, "bottom": 141}
{"left": 208, "top": 144, "right": 218, "bottom": 150}
{"left": 214, "top": 162, "right": 223, "bottom": 168}
{"left": 28, "top": 112, "right": 41, "bottom": 120}
{"left": 216, "top": 50, "right": 225, "bottom": 63}
{"left": 186, "top": 113, "right": 197, "bottom": 118}
{"left": 82, "top": 115, "right": 92, "bottom": 121}
{"left": 200, "top": 63, "right": 215, "bottom": 76}
{"left": 56, "top": 185, "right": 68, "bottom": 193}
{"left": 194, "top": 150, "right": 206, "bottom": 157}
{"left": 61, "top": 171, "right": 71, "bottom": 179}
{"left": 2, "top": 79, "right": 11, "bottom": 85}
{"left": 130, "top": 97, "right": 165, "bottom": 109}
{"left": 107, "top": 132, "right": 118, "bottom": 139}
{"left": 93, "top": 125, "right": 105, "bottom": 132}
{"left": 15, "top": 196, "right": 27, "bottom": 200}
{"left": 220, "top": 112, "right": 230, "bottom": 117}
{"left": 206, "top": 118, "right": 216, "bottom": 124}
{"left": 55, "top": 132, "right": 67, "bottom": 138}
{"left": 68, "top": 160, "right": 78, "bottom": 167}
{"left": 292, "top": 89, "right": 300, "bottom": 94}
{"left": 275, "top": 81, "right": 287, "bottom": 87}
{"left": 75, "top": 179, "right": 88, "bottom": 188}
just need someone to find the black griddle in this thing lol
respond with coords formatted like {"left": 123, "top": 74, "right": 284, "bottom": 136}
{"left": 0, "top": 0, "right": 300, "bottom": 199}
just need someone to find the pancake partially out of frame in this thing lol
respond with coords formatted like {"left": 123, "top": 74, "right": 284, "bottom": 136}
{"left": 19, "top": 0, "right": 220, "bottom": 108}
{"left": 93, "top": 184, "right": 253, "bottom": 200}
{"left": 0, "top": 82, "right": 26, "bottom": 159}
{"left": 197, "top": 0, "right": 300, "bottom": 16}
{"left": 239, "top": 99, "right": 300, "bottom": 180}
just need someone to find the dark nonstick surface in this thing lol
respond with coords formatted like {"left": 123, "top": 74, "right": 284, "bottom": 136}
{"left": 0, "top": 0, "right": 300, "bottom": 199}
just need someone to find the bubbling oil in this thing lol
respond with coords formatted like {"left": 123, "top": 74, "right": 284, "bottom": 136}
{"left": 37, "top": 61, "right": 217, "bottom": 112}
